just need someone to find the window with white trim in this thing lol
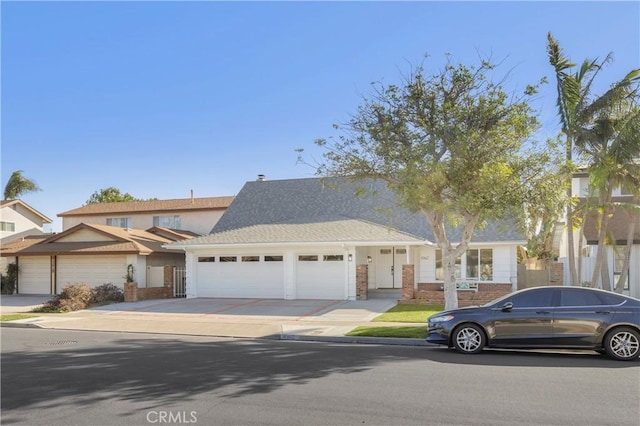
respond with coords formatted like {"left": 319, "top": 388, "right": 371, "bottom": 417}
{"left": 106, "top": 217, "right": 132, "bottom": 228}
{"left": 153, "top": 215, "right": 181, "bottom": 229}
{"left": 323, "top": 255, "right": 344, "bottom": 261}
{"left": 0, "top": 221, "right": 15, "bottom": 232}
{"left": 435, "top": 249, "right": 493, "bottom": 281}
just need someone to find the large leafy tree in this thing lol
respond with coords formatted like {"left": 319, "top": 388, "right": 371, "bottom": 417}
{"left": 311, "top": 56, "right": 551, "bottom": 310}
{"left": 85, "top": 187, "right": 139, "bottom": 204}
{"left": 3, "top": 170, "right": 41, "bottom": 200}
{"left": 547, "top": 33, "right": 640, "bottom": 287}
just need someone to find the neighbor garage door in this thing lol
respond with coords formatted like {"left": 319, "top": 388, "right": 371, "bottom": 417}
{"left": 18, "top": 256, "right": 51, "bottom": 294}
{"left": 196, "top": 254, "right": 284, "bottom": 298}
{"left": 57, "top": 255, "right": 127, "bottom": 289}
{"left": 295, "top": 254, "right": 346, "bottom": 299}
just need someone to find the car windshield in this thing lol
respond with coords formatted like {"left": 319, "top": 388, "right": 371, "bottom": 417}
{"left": 482, "top": 291, "right": 514, "bottom": 307}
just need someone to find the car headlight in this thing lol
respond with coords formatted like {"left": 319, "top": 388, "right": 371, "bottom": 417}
{"left": 429, "top": 315, "right": 454, "bottom": 323}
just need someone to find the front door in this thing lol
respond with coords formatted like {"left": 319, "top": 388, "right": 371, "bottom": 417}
{"left": 375, "top": 247, "right": 406, "bottom": 289}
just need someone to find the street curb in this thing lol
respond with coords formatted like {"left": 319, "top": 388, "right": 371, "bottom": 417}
{"left": 0, "top": 322, "right": 44, "bottom": 329}
{"left": 276, "top": 334, "right": 435, "bottom": 346}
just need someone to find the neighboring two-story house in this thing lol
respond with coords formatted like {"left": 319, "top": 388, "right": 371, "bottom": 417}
{"left": 1, "top": 195, "right": 234, "bottom": 294}
{"left": 1, "top": 199, "right": 53, "bottom": 274}
{"left": 58, "top": 195, "right": 234, "bottom": 235}
{"left": 0, "top": 199, "right": 52, "bottom": 243}
{"left": 561, "top": 171, "right": 640, "bottom": 298}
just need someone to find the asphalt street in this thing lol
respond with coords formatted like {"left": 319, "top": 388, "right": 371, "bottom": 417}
{"left": 2, "top": 328, "right": 639, "bottom": 426}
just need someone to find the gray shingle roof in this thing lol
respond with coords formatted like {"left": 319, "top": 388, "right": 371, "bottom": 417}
{"left": 169, "top": 177, "right": 525, "bottom": 247}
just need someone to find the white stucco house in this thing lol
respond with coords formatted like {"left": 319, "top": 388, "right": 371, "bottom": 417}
{"left": 167, "top": 177, "right": 524, "bottom": 301}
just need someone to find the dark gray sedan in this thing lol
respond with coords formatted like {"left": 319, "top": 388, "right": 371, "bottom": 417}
{"left": 427, "top": 286, "right": 640, "bottom": 361}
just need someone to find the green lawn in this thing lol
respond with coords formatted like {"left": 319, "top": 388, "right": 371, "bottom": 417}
{"left": 372, "top": 304, "right": 444, "bottom": 323}
{"left": 0, "top": 314, "right": 38, "bottom": 322}
{"left": 346, "top": 325, "right": 427, "bottom": 339}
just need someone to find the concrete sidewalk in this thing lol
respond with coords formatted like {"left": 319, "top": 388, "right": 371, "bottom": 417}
{"left": 1, "top": 297, "right": 432, "bottom": 346}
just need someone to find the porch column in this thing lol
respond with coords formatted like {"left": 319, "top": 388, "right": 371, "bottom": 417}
{"left": 356, "top": 264, "right": 368, "bottom": 300}
{"left": 402, "top": 264, "right": 415, "bottom": 300}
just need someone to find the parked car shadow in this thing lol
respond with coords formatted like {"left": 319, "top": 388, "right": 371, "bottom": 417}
{"left": 424, "top": 345, "right": 639, "bottom": 367}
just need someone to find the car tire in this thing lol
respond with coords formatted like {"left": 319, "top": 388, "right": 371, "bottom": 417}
{"left": 452, "top": 323, "right": 485, "bottom": 354}
{"left": 603, "top": 327, "right": 640, "bottom": 361}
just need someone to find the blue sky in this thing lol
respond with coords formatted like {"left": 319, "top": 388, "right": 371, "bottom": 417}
{"left": 2, "top": 1, "right": 639, "bottom": 232}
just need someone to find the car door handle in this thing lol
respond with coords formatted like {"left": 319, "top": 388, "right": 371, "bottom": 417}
{"left": 536, "top": 311, "right": 551, "bottom": 315}
{"left": 595, "top": 310, "right": 610, "bottom": 314}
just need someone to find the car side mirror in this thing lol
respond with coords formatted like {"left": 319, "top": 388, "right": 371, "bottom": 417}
{"left": 501, "top": 302, "right": 513, "bottom": 312}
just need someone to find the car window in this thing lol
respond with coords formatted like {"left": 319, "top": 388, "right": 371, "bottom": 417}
{"left": 596, "top": 292, "right": 626, "bottom": 306}
{"left": 559, "top": 289, "right": 605, "bottom": 307}
{"left": 509, "top": 289, "right": 553, "bottom": 308}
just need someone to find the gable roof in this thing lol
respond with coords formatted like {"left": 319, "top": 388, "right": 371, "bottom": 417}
{"left": 58, "top": 196, "right": 235, "bottom": 217}
{"left": 0, "top": 234, "right": 50, "bottom": 256}
{"left": 1, "top": 199, "right": 53, "bottom": 223}
{"left": 0, "top": 223, "right": 189, "bottom": 257}
{"left": 168, "top": 177, "right": 525, "bottom": 248}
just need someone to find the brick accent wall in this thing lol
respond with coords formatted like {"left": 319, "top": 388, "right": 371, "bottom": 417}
{"left": 124, "top": 266, "right": 175, "bottom": 302}
{"left": 356, "top": 264, "right": 368, "bottom": 300}
{"left": 402, "top": 264, "right": 415, "bottom": 299}
{"left": 402, "top": 282, "right": 513, "bottom": 307}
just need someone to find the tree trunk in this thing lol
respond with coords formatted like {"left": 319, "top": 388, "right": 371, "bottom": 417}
{"left": 589, "top": 188, "right": 613, "bottom": 289}
{"left": 566, "top": 138, "right": 579, "bottom": 286}
{"left": 615, "top": 211, "right": 636, "bottom": 293}
{"left": 576, "top": 206, "right": 588, "bottom": 286}
{"left": 442, "top": 249, "right": 459, "bottom": 310}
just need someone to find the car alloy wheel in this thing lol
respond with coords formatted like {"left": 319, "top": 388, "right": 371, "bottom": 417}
{"left": 604, "top": 327, "right": 640, "bottom": 361}
{"left": 452, "top": 323, "right": 485, "bottom": 354}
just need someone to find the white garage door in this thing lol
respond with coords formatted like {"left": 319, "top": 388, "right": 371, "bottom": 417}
{"left": 57, "top": 255, "right": 127, "bottom": 290}
{"left": 296, "top": 254, "right": 346, "bottom": 299}
{"left": 196, "top": 255, "right": 284, "bottom": 298}
{"left": 18, "top": 256, "right": 51, "bottom": 294}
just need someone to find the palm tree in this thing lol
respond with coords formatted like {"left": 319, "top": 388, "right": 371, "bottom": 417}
{"left": 547, "top": 33, "right": 640, "bottom": 286}
{"left": 3, "top": 170, "right": 41, "bottom": 200}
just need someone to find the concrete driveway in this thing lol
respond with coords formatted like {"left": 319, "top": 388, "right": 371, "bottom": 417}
{"left": 1, "top": 296, "right": 406, "bottom": 340}
{"left": 1, "top": 294, "right": 51, "bottom": 314}
{"left": 89, "top": 297, "right": 398, "bottom": 322}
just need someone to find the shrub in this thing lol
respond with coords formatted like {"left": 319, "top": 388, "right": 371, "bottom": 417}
{"left": 91, "top": 283, "right": 124, "bottom": 305}
{"left": 33, "top": 282, "right": 124, "bottom": 313}
{"left": 1, "top": 274, "right": 15, "bottom": 295}
{"left": 1, "top": 264, "right": 18, "bottom": 295}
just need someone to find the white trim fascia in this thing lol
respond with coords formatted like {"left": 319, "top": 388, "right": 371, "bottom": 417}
{"left": 165, "top": 240, "right": 430, "bottom": 250}
{"left": 164, "top": 239, "right": 525, "bottom": 251}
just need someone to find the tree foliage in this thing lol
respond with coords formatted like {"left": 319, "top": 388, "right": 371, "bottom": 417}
{"left": 85, "top": 187, "right": 140, "bottom": 204}
{"left": 3, "top": 170, "right": 41, "bottom": 200}
{"left": 311, "top": 55, "right": 555, "bottom": 309}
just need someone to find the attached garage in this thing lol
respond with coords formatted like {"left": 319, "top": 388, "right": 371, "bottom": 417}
{"left": 57, "top": 255, "right": 127, "bottom": 289}
{"left": 18, "top": 256, "right": 51, "bottom": 294}
{"left": 195, "top": 254, "right": 285, "bottom": 298}
{"left": 295, "top": 254, "right": 347, "bottom": 299}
